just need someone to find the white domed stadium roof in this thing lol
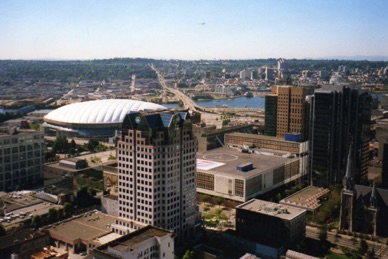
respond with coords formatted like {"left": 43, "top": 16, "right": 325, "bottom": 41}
{"left": 44, "top": 99, "right": 166, "bottom": 124}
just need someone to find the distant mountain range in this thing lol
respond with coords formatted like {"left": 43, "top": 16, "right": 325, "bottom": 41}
{"left": 312, "top": 56, "right": 388, "bottom": 61}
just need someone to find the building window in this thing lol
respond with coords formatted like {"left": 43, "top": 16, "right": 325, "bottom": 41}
{"left": 197, "top": 172, "right": 214, "bottom": 190}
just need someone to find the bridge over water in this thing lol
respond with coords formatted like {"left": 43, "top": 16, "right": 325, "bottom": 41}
{"left": 151, "top": 64, "right": 265, "bottom": 118}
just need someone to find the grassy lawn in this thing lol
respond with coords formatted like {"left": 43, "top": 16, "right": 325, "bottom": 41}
{"left": 203, "top": 208, "right": 229, "bottom": 228}
{"left": 325, "top": 251, "right": 349, "bottom": 259}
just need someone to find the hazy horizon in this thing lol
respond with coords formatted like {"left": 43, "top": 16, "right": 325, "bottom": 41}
{"left": 2, "top": 55, "right": 388, "bottom": 62}
{"left": 1, "top": 0, "right": 387, "bottom": 60}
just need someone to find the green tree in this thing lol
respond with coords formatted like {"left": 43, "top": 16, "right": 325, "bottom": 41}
{"left": 69, "top": 139, "right": 77, "bottom": 155}
{"left": 31, "top": 215, "right": 42, "bottom": 229}
{"left": 276, "top": 193, "right": 283, "bottom": 202}
{"left": 334, "top": 233, "right": 340, "bottom": 243}
{"left": 215, "top": 196, "right": 224, "bottom": 207}
{"left": 29, "top": 123, "right": 40, "bottom": 130}
{"left": 358, "top": 239, "right": 368, "bottom": 255}
{"left": 95, "top": 143, "right": 107, "bottom": 152}
{"left": 87, "top": 139, "right": 99, "bottom": 151}
{"left": 318, "top": 225, "right": 328, "bottom": 242}
{"left": 52, "top": 134, "right": 69, "bottom": 153}
{"left": 47, "top": 208, "right": 59, "bottom": 224}
{"left": 182, "top": 250, "right": 194, "bottom": 259}
{"left": 63, "top": 202, "right": 73, "bottom": 218}
{"left": 222, "top": 119, "right": 230, "bottom": 126}
{"left": 201, "top": 194, "right": 211, "bottom": 204}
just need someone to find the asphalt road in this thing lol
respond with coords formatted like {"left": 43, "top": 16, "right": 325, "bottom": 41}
{"left": 306, "top": 226, "right": 388, "bottom": 258}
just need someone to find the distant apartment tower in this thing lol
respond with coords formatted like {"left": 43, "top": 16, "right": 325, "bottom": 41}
{"left": 264, "top": 86, "right": 307, "bottom": 140}
{"left": 114, "top": 110, "right": 198, "bottom": 242}
{"left": 265, "top": 67, "right": 275, "bottom": 81}
{"left": 310, "top": 85, "right": 372, "bottom": 186}
{"left": 277, "top": 58, "right": 287, "bottom": 71}
{"left": 0, "top": 127, "right": 45, "bottom": 191}
{"left": 240, "top": 69, "right": 253, "bottom": 81}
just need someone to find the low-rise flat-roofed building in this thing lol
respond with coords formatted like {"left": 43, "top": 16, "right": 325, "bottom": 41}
{"left": 196, "top": 147, "right": 303, "bottom": 202}
{"left": 225, "top": 132, "right": 309, "bottom": 156}
{"left": 236, "top": 199, "right": 306, "bottom": 248}
{"left": 0, "top": 229, "right": 49, "bottom": 259}
{"left": 0, "top": 127, "right": 45, "bottom": 191}
{"left": 58, "top": 157, "right": 88, "bottom": 170}
{"left": 31, "top": 247, "right": 68, "bottom": 259}
{"left": 93, "top": 225, "right": 174, "bottom": 259}
{"left": 279, "top": 186, "right": 330, "bottom": 213}
{"left": 41, "top": 210, "right": 118, "bottom": 255}
{"left": 225, "top": 132, "right": 309, "bottom": 183}
{"left": 193, "top": 124, "right": 255, "bottom": 153}
{"left": 193, "top": 244, "right": 223, "bottom": 259}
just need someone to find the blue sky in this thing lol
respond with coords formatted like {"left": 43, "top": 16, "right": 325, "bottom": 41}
{"left": 0, "top": 0, "right": 387, "bottom": 60}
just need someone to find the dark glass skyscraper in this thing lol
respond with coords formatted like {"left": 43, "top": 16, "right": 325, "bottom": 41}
{"left": 264, "top": 94, "right": 277, "bottom": 136}
{"left": 310, "top": 85, "right": 371, "bottom": 187}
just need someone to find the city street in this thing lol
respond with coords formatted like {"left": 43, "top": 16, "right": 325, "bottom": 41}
{"left": 306, "top": 226, "right": 388, "bottom": 258}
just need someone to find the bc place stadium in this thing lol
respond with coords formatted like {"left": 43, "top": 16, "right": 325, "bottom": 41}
{"left": 43, "top": 99, "right": 166, "bottom": 138}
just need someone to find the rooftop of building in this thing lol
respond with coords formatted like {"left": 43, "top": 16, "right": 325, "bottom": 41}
{"left": 44, "top": 99, "right": 166, "bottom": 125}
{"left": 239, "top": 253, "right": 260, "bottom": 259}
{"left": 285, "top": 249, "right": 319, "bottom": 259}
{"left": 90, "top": 232, "right": 122, "bottom": 247}
{"left": 64, "top": 157, "right": 87, "bottom": 163}
{"left": 43, "top": 210, "right": 117, "bottom": 243}
{"left": 94, "top": 225, "right": 173, "bottom": 254}
{"left": 31, "top": 247, "right": 68, "bottom": 259}
{"left": 0, "top": 126, "right": 42, "bottom": 136}
{"left": 197, "top": 146, "right": 296, "bottom": 179}
{"left": 236, "top": 199, "right": 306, "bottom": 220}
{"left": 109, "top": 227, "right": 171, "bottom": 251}
{"left": 193, "top": 244, "right": 224, "bottom": 257}
{"left": 279, "top": 186, "right": 330, "bottom": 212}
{"left": 226, "top": 132, "right": 304, "bottom": 143}
{"left": 0, "top": 229, "right": 46, "bottom": 251}
{"left": 376, "top": 117, "right": 388, "bottom": 126}
{"left": 355, "top": 184, "right": 388, "bottom": 207}
{"left": 45, "top": 150, "right": 116, "bottom": 173}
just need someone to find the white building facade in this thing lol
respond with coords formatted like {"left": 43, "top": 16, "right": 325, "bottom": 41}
{"left": 93, "top": 226, "right": 175, "bottom": 259}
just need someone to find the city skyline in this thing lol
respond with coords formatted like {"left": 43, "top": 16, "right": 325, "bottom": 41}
{"left": 1, "top": 0, "right": 387, "bottom": 61}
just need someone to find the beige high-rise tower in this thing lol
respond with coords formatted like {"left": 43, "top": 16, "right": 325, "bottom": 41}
{"left": 271, "top": 85, "right": 307, "bottom": 140}
{"left": 114, "top": 110, "right": 198, "bottom": 242}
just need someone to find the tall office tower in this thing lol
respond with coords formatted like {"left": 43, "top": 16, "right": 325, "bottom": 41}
{"left": 265, "top": 67, "right": 275, "bottom": 81}
{"left": 114, "top": 110, "right": 198, "bottom": 242}
{"left": 310, "top": 85, "right": 372, "bottom": 187}
{"left": 264, "top": 94, "right": 278, "bottom": 136}
{"left": 0, "top": 127, "right": 45, "bottom": 191}
{"left": 265, "top": 86, "right": 307, "bottom": 140}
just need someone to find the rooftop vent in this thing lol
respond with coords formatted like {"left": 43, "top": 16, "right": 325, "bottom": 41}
{"left": 237, "top": 163, "right": 253, "bottom": 172}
